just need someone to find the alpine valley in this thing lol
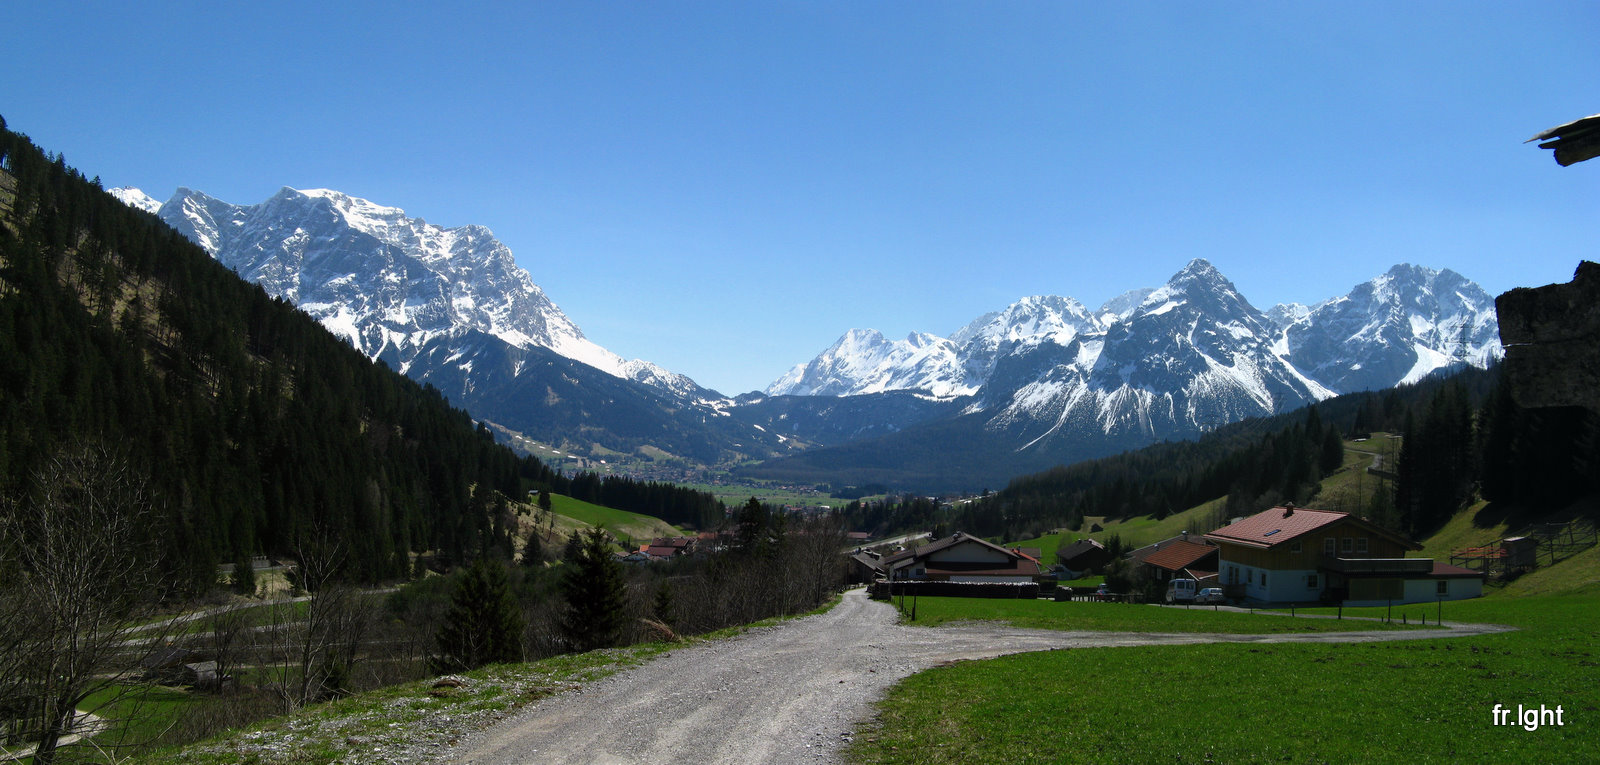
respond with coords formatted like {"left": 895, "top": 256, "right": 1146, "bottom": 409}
{"left": 112, "top": 187, "right": 1503, "bottom": 491}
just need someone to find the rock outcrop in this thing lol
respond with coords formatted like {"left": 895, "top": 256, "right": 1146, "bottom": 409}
{"left": 1496, "top": 261, "right": 1600, "bottom": 413}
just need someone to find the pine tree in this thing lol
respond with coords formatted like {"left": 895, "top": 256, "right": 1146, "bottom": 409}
{"left": 1320, "top": 424, "right": 1345, "bottom": 476}
{"left": 521, "top": 529, "right": 543, "bottom": 567}
{"left": 652, "top": 580, "right": 675, "bottom": 627}
{"left": 562, "top": 529, "right": 583, "bottom": 561}
{"left": 431, "top": 557, "right": 524, "bottom": 673}
{"left": 560, "top": 527, "right": 627, "bottom": 653}
{"left": 231, "top": 550, "right": 257, "bottom": 595}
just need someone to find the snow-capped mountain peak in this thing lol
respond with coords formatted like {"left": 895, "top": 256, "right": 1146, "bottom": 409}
{"left": 114, "top": 186, "right": 705, "bottom": 399}
{"left": 108, "top": 186, "right": 163, "bottom": 214}
{"left": 1096, "top": 287, "right": 1156, "bottom": 323}
{"left": 1281, "top": 263, "right": 1502, "bottom": 393}
{"left": 765, "top": 328, "right": 973, "bottom": 398}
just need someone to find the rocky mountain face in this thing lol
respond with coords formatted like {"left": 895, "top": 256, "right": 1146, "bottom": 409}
{"left": 110, "top": 186, "right": 788, "bottom": 464}
{"left": 1278, "top": 263, "right": 1503, "bottom": 394}
{"left": 979, "top": 259, "right": 1334, "bottom": 447}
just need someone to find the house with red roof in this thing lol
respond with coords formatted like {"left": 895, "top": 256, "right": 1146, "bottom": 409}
{"left": 1205, "top": 504, "right": 1484, "bottom": 606}
{"left": 1136, "top": 537, "right": 1220, "bottom": 586}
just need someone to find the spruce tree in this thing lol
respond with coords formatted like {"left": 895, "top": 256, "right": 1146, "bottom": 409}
{"left": 1320, "top": 424, "right": 1345, "bottom": 475}
{"left": 652, "top": 580, "right": 675, "bottom": 627}
{"left": 521, "top": 530, "right": 543, "bottom": 567}
{"left": 231, "top": 550, "right": 257, "bottom": 596}
{"left": 560, "top": 527, "right": 627, "bottom": 653}
{"left": 431, "top": 557, "right": 524, "bottom": 673}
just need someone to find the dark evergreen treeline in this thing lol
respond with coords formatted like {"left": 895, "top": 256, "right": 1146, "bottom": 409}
{"left": 0, "top": 117, "right": 573, "bottom": 590}
{"left": 556, "top": 472, "right": 725, "bottom": 530}
{"left": 954, "top": 406, "right": 1350, "bottom": 540}
{"left": 839, "top": 494, "right": 945, "bottom": 539}
{"left": 945, "top": 363, "right": 1594, "bottom": 542}
{"left": 1398, "top": 377, "right": 1597, "bottom": 535}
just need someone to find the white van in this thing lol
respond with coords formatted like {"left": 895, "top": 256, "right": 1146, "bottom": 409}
{"left": 1164, "top": 578, "right": 1198, "bottom": 604}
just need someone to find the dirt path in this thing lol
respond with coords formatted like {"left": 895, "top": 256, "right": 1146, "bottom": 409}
{"left": 450, "top": 589, "right": 1510, "bottom": 765}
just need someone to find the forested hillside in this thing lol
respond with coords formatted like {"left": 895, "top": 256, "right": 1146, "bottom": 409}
{"left": 877, "top": 364, "right": 1596, "bottom": 543}
{"left": 0, "top": 117, "right": 578, "bottom": 589}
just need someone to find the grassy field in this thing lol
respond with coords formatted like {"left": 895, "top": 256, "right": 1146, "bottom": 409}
{"left": 1005, "top": 532, "right": 1077, "bottom": 566}
{"left": 853, "top": 576, "right": 1598, "bottom": 764}
{"left": 677, "top": 481, "right": 856, "bottom": 511}
{"left": 542, "top": 494, "right": 682, "bottom": 546}
{"left": 899, "top": 596, "right": 1429, "bottom": 634}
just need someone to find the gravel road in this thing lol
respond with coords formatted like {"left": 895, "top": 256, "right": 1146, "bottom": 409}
{"left": 450, "top": 589, "right": 1510, "bottom": 765}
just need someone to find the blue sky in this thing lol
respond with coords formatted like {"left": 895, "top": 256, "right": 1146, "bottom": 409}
{"left": 4, "top": 2, "right": 1596, "bottom": 394}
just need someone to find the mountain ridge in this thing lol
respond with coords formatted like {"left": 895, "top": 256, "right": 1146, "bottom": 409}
{"left": 768, "top": 258, "right": 1499, "bottom": 404}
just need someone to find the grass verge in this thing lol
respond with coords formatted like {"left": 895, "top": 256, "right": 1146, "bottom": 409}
{"left": 899, "top": 596, "right": 1431, "bottom": 634}
{"left": 129, "top": 642, "right": 679, "bottom": 765}
{"left": 128, "top": 587, "right": 851, "bottom": 765}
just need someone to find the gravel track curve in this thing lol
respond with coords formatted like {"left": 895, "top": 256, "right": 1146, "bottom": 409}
{"left": 450, "top": 589, "right": 1510, "bottom": 765}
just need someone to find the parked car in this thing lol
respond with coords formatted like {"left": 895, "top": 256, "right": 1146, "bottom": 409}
{"left": 1164, "top": 578, "right": 1198, "bottom": 604}
{"left": 1194, "top": 587, "right": 1226, "bottom": 604}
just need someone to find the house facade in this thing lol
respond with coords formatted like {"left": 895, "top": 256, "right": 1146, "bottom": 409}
{"left": 1056, "top": 538, "right": 1111, "bottom": 578}
{"left": 1205, "top": 505, "right": 1484, "bottom": 606}
{"left": 882, "top": 532, "right": 1041, "bottom": 583}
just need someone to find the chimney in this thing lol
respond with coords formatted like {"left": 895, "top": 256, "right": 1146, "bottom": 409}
{"left": 1283, "top": 502, "right": 1295, "bottom": 518}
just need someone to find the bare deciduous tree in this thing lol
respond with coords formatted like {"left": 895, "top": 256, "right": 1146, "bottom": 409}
{"left": 261, "top": 536, "right": 375, "bottom": 713}
{"left": 0, "top": 442, "right": 170, "bottom": 764}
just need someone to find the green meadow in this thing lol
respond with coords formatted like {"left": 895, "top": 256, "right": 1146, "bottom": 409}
{"left": 545, "top": 493, "right": 683, "bottom": 544}
{"left": 853, "top": 585, "right": 1597, "bottom": 764}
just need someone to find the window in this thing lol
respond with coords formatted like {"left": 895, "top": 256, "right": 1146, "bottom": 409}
{"left": 1341, "top": 537, "right": 1354, "bottom": 553}
{"left": 1261, "top": 573, "right": 1268, "bottom": 587}
{"left": 1324, "top": 538, "right": 1336, "bottom": 554}
{"left": 1291, "top": 541, "right": 1302, "bottom": 554}
{"left": 1307, "top": 574, "right": 1318, "bottom": 589}
{"left": 1437, "top": 580, "right": 1449, "bottom": 596}
{"left": 1356, "top": 538, "right": 1369, "bottom": 554}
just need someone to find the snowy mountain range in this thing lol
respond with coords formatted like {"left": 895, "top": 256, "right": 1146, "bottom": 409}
{"left": 748, "top": 258, "right": 1502, "bottom": 486}
{"left": 770, "top": 260, "right": 1499, "bottom": 407}
{"left": 111, "top": 185, "right": 1503, "bottom": 488}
